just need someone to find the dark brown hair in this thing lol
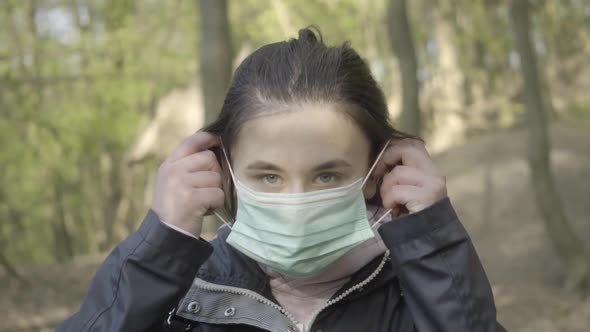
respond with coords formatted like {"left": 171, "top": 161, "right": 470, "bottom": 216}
{"left": 203, "top": 26, "right": 417, "bottom": 219}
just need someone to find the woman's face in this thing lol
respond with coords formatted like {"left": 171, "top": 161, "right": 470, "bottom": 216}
{"left": 231, "top": 103, "right": 376, "bottom": 197}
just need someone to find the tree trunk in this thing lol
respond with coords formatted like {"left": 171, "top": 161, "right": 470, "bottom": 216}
{"left": 52, "top": 180, "right": 75, "bottom": 262}
{"left": 197, "top": 0, "right": 232, "bottom": 124}
{"left": 100, "top": 151, "right": 124, "bottom": 251}
{"left": 427, "top": 0, "right": 466, "bottom": 152}
{"left": 197, "top": 0, "right": 232, "bottom": 233}
{"left": 387, "top": 0, "right": 421, "bottom": 136}
{"left": 0, "top": 188, "right": 28, "bottom": 284}
{"left": 510, "top": 0, "right": 590, "bottom": 290}
{"left": 0, "top": 251, "right": 27, "bottom": 284}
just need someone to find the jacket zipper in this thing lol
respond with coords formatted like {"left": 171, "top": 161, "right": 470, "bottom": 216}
{"left": 193, "top": 278, "right": 302, "bottom": 330}
{"left": 304, "top": 250, "right": 390, "bottom": 332}
{"left": 193, "top": 250, "right": 390, "bottom": 332}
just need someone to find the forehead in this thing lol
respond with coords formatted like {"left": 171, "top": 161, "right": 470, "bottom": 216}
{"left": 231, "top": 103, "right": 370, "bottom": 167}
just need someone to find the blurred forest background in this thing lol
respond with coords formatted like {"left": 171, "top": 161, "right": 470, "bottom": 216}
{"left": 1, "top": 0, "right": 589, "bottom": 331}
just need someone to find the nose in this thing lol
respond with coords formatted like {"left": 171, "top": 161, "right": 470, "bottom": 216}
{"left": 282, "top": 180, "right": 307, "bottom": 194}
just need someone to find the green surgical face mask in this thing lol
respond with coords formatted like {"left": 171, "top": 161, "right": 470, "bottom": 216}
{"left": 215, "top": 141, "right": 390, "bottom": 278}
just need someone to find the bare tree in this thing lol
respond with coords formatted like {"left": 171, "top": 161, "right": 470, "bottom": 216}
{"left": 510, "top": 0, "right": 590, "bottom": 289}
{"left": 0, "top": 188, "right": 28, "bottom": 284}
{"left": 52, "top": 178, "right": 75, "bottom": 262}
{"left": 197, "top": 0, "right": 232, "bottom": 124}
{"left": 387, "top": 0, "right": 421, "bottom": 136}
{"left": 0, "top": 252, "right": 27, "bottom": 284}
{"left": 197, "top": 0, "right": 232, "bottom": 233}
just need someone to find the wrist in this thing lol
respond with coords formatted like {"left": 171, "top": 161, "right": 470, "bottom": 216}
{"left": 153, "top": 211, "right": 203, "bottom": 238}
{"left": 161, "top": 221, "right": 200, "bottom": 239}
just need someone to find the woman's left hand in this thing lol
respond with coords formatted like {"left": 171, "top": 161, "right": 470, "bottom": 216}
{"left": 372, "top": 139, "right": 447, "bottom": 217}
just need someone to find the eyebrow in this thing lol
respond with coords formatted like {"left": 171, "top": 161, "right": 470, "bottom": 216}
{"left": 246, "top": 159, "right": 352, "bottom": 172}
{"left": 312, "top": 159, "right": 352, "bottom": 172}
{"left": 246, "top": 161, "right": 284, "bottom": 172}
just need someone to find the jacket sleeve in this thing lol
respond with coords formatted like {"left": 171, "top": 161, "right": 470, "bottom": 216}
{"left": 378, "top": 197, "right": 506, "bottom": 332}
{"left": 56, "top": 210, "right": 214, "bottom": 332}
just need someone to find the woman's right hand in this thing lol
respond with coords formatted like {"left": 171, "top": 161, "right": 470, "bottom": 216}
{"left": 152, "top": 131, "right": 225, "bottom": 237}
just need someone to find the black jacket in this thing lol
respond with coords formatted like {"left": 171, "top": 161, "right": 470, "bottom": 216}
{"left": 57, "top": 198, "right": 506, "bottom": 332}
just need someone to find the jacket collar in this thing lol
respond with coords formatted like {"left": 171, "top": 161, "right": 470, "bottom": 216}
{"left": 175, "top": 227, "right": 399, "bottom": 331}
{"left": 196, "top": 225, "right": 277, "bottom": 300}
{"left": 195, "top": 225, "right": 397, "bottom": 301}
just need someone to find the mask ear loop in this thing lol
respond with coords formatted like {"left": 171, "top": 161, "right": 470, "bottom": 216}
{"left": 362, "top": 139, "right": 391, "bottom": 187}
{"left": 212, "top": 138, "right": 236, "bottom": 229}
{"left": 361, "top": 139, "right": 393, "bottom": 230}
{"left": 371, "top": 208, "right": 392, "bottom": 229}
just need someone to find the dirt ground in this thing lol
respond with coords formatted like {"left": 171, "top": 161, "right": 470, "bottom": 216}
{"left": 1, "top": 123, "right": 589, "bottom": 331}
{"left": 435, "top": 124, "right": 590, "bottom": 331}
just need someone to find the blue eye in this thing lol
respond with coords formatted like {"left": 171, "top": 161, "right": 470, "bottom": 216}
{"left": 263, "top": 174, "right": 279, "bottom": 184}
{"left": 317, "top": 173, "right": 337, "bottom": 183}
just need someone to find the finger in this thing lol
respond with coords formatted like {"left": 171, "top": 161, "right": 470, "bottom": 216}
{"left": 175, "top": 150, "right": 222, "bottom": 173}
{"left": 381, "top": 165, "right": 425, "bottom": 189}
{"left": 183, "top": 171, "right": 222, "bottom": 189}
{"left": 373, "top": 139, "right": 437, "bottom": 178}
{"left": 378, "top": 139, "right": 430, "bottom": 171}
{"left": 168, "top": 131, "right": 220, "bottom": 162}
{"left": 380, "top": 184, "right": 423, "bottom": 211}
{"left": 193, "top": 187, "right": 225, "bottom": 211}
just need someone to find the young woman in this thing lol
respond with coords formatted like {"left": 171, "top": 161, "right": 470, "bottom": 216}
{"left": 58, "top": 28, "right": 505, "bottom": 332}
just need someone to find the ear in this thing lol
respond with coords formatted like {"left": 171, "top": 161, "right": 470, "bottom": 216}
{"left": 363, "top": 177, "right": 377, "bottom": 200}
